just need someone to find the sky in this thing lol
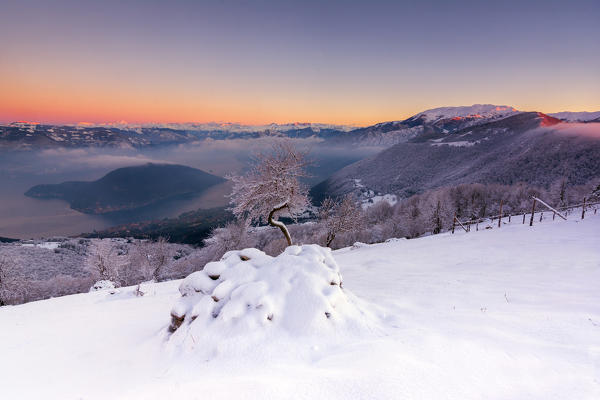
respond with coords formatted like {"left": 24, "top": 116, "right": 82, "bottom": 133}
{"left": 1, "top": 0, "right": 599, "bottom": 126}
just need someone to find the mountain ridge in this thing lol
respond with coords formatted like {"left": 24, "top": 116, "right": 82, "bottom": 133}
{"left": 311, "top": 111, "right": 600, "bottom": 202}
{"left": 3, "top": 104, "right": 599, "bottom": 150}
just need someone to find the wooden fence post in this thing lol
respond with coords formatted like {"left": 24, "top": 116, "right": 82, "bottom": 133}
{"left": 498, "top": 200, "right": 503, "bottom": 228}
{"left": 522, "top": 213, "right": 526, "bottom": 224}
{"left": 508, "top": 214, "right": 511, "bottom": 223}
{"left": 529, "top": 198, "right": 536, "bottom": 226}
{"left": 452, "top": 214, "right": 456, "bottom": 234}
{"left": 553, "top": 211, "right": 555, "bottom": 220}
{"left": 581, "top": 197, "right": 586, "bottom": 220}
{"left": 539, "top": 212, "right": 543, "bottom": 222}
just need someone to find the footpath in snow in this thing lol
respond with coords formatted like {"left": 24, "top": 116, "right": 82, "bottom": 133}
{"left": 0, "top": 213, "right": 598, "bottom": 399}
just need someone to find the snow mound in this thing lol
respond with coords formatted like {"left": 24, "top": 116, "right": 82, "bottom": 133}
{"left": 89, "top": 280, "right": 117, "bottom": 293}
{"left": 167, "top": 245, "right": 378, "bottom": 355}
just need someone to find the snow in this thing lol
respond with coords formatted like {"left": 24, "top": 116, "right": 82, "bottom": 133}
{"left": 89, "top": 280, "right": 117, "bottom": 293}
{"left": 20, "top": 241, "right": 61, "bottom": 249}
{"left": 354, "top": 178, "right": 398, "bottom": 209}
{"left": 430, "top": 140, "right": 477, "bottom": 147}
{"left": 168, "top": 245, "right": 378, "bottom": 359}
{"left": 361, "top": 193, "right": 398, "bottom": 209}
{"left": 412, "top": 104, "right": 519, "bottom": 123}
{"left": 0, "top": 214, "right": 599, "bottom": 399}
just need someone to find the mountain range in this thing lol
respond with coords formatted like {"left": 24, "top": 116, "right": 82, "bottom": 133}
{"left": 0, "top": 122, "right": 352, "bottom": 150}
{"left": 2, "top": 105, "right": 599, "bottom": 150}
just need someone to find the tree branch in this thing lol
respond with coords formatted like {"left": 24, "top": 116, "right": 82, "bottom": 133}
{"left": 268, "top": 202, "right": 292, "bottom": 246}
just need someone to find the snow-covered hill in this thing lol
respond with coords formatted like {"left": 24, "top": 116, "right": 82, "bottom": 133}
{"left": 0, "top": 214, "right": 599, "bottom": 399}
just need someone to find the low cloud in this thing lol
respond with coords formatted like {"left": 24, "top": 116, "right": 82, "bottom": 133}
{"left": 552, "top": 122, "right": 600, "bottom": 139}
{"left": 40, "top": 148, "right": 170, "bottom": 169}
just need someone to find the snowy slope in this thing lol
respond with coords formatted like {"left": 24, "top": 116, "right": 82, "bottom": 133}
{"left": 0, "top": 214, "right": 599, "bottom": 399}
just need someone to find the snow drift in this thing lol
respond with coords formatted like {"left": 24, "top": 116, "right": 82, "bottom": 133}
{"left": 168, "top": 244, "right": 378, "bottom": 356}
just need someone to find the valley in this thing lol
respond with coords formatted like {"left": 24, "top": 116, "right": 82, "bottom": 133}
{"left": 1, "top": 104, "right": 599, "bottom": 241}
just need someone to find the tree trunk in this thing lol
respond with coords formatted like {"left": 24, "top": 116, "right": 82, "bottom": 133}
{"left": 268, "top": 203, "right": 292, "bottom": 246}
{"left": 326, "top": 232, "right": 335, "bottom": 248}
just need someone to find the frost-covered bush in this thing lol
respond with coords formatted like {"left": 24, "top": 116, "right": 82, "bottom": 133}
{"left": 167, "top": 245, "right": 376, "bottom": 356}
{"left": 0, "top": 254, "right": 27, "bottom": 305}
{"left": 129, "top": 237, "right": 174, "bottom": 282}
{"left": 0, "top": 238, "right": 197, "bottom": 305}
{"left": 58, "top": 239, "right": 90, "bottom": 256}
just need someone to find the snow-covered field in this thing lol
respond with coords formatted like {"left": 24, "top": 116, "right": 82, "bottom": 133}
{"left": 1, "top": 214, "right": 599, "bottom": 399}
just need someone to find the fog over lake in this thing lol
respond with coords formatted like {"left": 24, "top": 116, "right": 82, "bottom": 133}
{"left": 0, "top": 139, "right": 381, "bottom": 238}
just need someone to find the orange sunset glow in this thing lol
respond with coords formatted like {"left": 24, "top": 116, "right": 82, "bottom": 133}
{"left": 1, "top": 0, "right": 598, "bottom": 125}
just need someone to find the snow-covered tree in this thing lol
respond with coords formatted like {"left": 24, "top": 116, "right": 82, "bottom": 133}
{"left": 229, "top": 142, "right": 310, "bottom": 246}
{"left": 319, "top": 195, "right": 364, "bottom": 247}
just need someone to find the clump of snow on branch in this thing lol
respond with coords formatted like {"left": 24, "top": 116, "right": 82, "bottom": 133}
{"left": 167, "top": 244, "right": 378, "bottom": 357}
{"left": 228, "top": 142, "right": 310, "bottom": 246}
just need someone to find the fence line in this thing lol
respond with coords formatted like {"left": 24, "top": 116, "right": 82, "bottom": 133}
{"left": 451, "top": 196, "right": 599, "bottom": 234}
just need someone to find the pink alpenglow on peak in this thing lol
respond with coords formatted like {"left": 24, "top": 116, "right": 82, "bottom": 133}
{"left": 412, "top": 104, "right": 520, "bottom": 123}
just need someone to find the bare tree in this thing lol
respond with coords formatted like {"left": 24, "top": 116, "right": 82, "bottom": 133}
{"left": 131, "top": 237, "right": 173, "bottom": 282}
{"left": 229, "top": 142, "right": 310, "bottom": 246}
{"left": 319, "top": 195, "right": 364, "bottom": 247}
{"left": 589, "top": 182, "right": 600, "bottom": 200}
{"left": 203, "top": 220, "right": 252, "bottom": 260}
{"left": 431, "top": 199, "right": 444, "bottom": 235}
{"left": 550, "top": 178, "right": 568, "bottom": 208}
{"left": 86, "top": 239, "right": 121, "bottom": 283}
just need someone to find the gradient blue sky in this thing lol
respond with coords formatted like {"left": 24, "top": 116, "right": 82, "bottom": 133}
{"left": 1, "top": 0, "right": 598, "bottom": 125}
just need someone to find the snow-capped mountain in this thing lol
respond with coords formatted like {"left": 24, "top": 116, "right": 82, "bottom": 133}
{"left": 327, "top": 104, "right": 523, "bottom": 147}
{"left": 0, "top": 123, "right": 353, "bottom": 150}
{"left": 408, "top": 104, "right": 520, "bottom": 124}
{"left": 548, "top": 111, "right": 600, "bottom": 122}
{"left": 75, "top": 121, "right": 357, "bottom": 133}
